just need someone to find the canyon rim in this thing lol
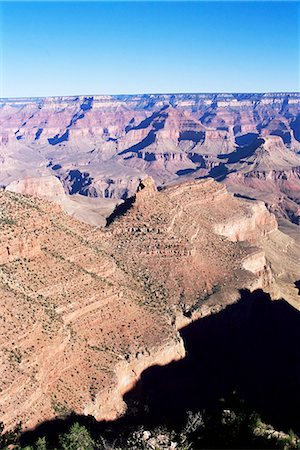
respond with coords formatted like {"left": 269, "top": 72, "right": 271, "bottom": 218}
{"left": 1, "top": 0, "right": 300, "bottom": 446}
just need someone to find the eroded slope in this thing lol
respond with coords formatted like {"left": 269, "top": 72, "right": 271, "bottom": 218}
{"left": 0, "top": 178, "right": 298, "bottom": 431}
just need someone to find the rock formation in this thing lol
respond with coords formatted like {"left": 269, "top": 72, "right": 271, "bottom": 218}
{"left": 0, "top": 178, "right": 299, "bottom": 431}
{"left": 0, "top": 93, "right": 299, "bottom": 226}
{"left": 6, "top": 175, "right": 120, "bottom": 227}
{"left": 0, "top": 92, "right": 299, "bottom": 432}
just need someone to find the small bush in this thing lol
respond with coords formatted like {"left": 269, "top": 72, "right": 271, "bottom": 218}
{"left": 59, "top": 423, "right": 94, "bottom": 450}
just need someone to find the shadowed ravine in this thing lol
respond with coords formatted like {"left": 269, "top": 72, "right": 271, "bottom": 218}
{"left": 20, "top": 289, "right": 300, "bottom": 446}
{"left": 123, "top": 289, "right": 300, "bottom": 432}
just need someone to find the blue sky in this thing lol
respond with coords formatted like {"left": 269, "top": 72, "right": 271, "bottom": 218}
{"left": 1, "top": 1, "right": 299, "bottom": 97}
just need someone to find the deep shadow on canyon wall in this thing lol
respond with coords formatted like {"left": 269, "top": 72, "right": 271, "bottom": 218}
{"left": 123, "top": 289, "right": 300, "bottom": 433}
{"left": 21, "top": 289, "right": 300, "bottom": 445}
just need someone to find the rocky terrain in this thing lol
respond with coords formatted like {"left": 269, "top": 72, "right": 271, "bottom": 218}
{"left": 0, "top": 92, "right": 299, "bottom": 433}
{"left": 0, "top": 177, "right": 299, "bottom": 431}
{"left": 0, "top": 92, "right": 299, "bottom": 225}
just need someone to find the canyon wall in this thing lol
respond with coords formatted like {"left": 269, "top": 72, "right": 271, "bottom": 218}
{"left": 1, "top": 92, "right": 299, "bottom": 225}
{"left": 0, "top": 91, "right": 299, "bottom": 430}
{"left": 0, "top": 178, "right": 299, "bottom": 430}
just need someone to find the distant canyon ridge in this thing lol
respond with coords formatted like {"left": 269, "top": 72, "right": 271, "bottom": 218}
{"left": 0, "top": 92, "right": 300, "bottom": 227}
{"left": 0, "top": 92, "right": 300, "bottom": 430}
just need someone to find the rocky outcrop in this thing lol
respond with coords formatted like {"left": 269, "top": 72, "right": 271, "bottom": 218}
{"left": 0, "top": 235, "right": 42, "bottom": 264}
{"left": 86, "top": 176, "right": 142, "bottom": 199}
{"left": 225, "top": 142, "right": 300, "bottom": 225}
{"left": 0, "top": 91, "right": 299, "bottom": 433}
{"left": 214, "top": 201, "right": 277, "bottom": 243}
{"left": 85, "top": 337, "right": 185, "bottom": 421}
{"left": 1, "top": 178, "right": 298, "bottom": 430}
{"left": 6, "top": 175, "right": 65, "bottom": 202}
{"left": 5, "top": 176, "right": 121, "bottom": 227}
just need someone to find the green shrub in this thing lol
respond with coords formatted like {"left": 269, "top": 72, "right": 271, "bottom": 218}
{"left": 59, "top": 423, "right": 94, "bottom": 450}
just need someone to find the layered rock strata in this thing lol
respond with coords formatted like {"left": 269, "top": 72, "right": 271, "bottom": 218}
{"left": 0, "top": 178, "right": 298, "bottom": 431}
{"left": 1, "top": 92, "right": 299, "bottom": 225}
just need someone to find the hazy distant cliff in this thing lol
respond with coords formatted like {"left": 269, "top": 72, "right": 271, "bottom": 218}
{"left": 0, "top": 92, "right": 299, "bottom": 224}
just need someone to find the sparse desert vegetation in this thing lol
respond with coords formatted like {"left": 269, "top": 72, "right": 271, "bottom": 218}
{"left": 0, "top": 179, "right": 299, "bottom": 433}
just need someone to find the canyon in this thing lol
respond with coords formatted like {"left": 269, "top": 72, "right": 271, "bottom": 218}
{"left": 0, "top": 92, "right": 299, "bottom": 433}
{"left": 0, "top": 176, "right": 299, "bottom": 431}
{"left": 0, "top": 92, "right": 299, "bottom": 226}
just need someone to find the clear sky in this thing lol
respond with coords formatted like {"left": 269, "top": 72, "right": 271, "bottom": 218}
{"left": 1, "top": 1, "right": 299, "bottom": 97}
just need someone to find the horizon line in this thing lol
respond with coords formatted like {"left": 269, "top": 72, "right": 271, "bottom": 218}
{"left": 1, "top": 91, "right": 299, "bottom": 101}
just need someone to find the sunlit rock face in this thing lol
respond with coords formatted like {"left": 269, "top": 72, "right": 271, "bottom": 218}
{"left": 0, "top": 93, "right": 299, "bottom": 433}
{"left": 213, "top": 200, "right": 277, "bottom": 243}
{"left": 1, "top": 177, "right": 299, "bottom": 430}
{"left": 5, "top": 175, "right": 121, "bottom": 227}
{"left": 6, "top": 175, "right": 66, "bottom": 201}
{"left": 0, "top": 92, "right": 299, "bottom": 224}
